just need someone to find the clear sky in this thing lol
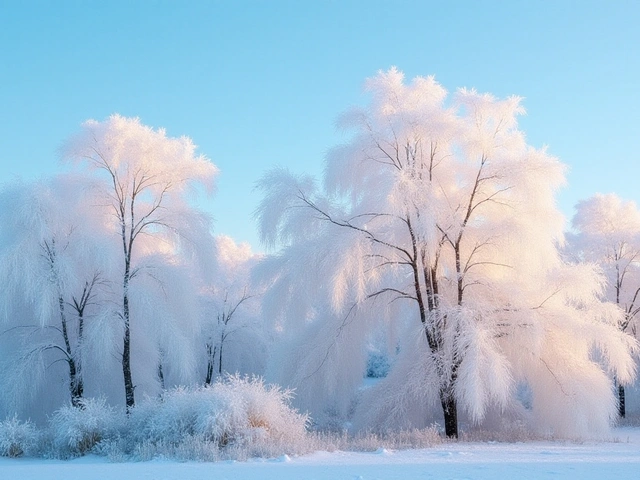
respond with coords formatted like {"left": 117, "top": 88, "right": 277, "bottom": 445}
{"left": 1, "top": 0, "right": 638, "bottom": 251}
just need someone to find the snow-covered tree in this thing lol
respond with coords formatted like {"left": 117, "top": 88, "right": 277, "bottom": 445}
{"left": 0, "top": 175, "right": 111, "bottom": 410}
{"left": 61, "top": 115, "right": 218, "bottom": 410}
{"left": 202, "top": 236, "right": 266, "bottom": 385}
{"left": 256, "top": 68, "right": 637, "bottom": 438}
{"left": 568, "top": 193, "right": 640, "bottom": 417}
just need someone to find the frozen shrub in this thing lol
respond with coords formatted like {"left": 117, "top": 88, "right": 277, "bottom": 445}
{"left": 222, "top": 374, "right": 309, "bottom": 444}
{"left": 0, "top": 415, "right": 38, "bottom": 457}
{"left": 48, "top": 398, "right": 122, "bottom": 458}
{"left": 92, "top": 437, "right": 130, "bottom": 462}
{"left": 127, "top": 375, "right": 309, "bottom": 458}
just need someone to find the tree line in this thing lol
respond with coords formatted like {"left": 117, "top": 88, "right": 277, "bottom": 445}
{"left": 1, "top": 70, "right": 639, "bottom": 440}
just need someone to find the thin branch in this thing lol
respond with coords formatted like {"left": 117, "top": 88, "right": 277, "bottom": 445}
{"left": 367, "top": 287, "right": 417, "bottom": 301}
{"left": 298, "top": 192, "right": 414, "bottom": 262}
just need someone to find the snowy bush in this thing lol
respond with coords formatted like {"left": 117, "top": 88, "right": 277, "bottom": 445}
{"left": 48, "top": 398, "right": 122, "bottom": 458}
{"left": 126, "top": 375, "right": 309, "bottom": 458}
{"left": 0, "top": 415, "right": 38, "bottom": 457}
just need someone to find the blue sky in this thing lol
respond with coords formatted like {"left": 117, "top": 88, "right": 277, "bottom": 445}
{"left": 1, "top": 0, "right": 638, "bottom": 250}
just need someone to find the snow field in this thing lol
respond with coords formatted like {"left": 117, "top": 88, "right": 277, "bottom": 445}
{"left": 2, "top": 427, "right": 640, "bottom": 480}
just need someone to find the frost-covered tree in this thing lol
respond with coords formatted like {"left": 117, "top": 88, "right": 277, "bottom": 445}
{"left": 256, "top": 68, "right": 637, "bottom": 438}
{"left": 0, "top": 175, "right": 110, "bottom": 410}
{"left": 62, "top": 115, "right": 218, "bottom": 410}
{"left": 203, "top": 289, "right": 252, "bottom": 384}
{"left": 202, "top": 236, "right": 265, "bottom": 385}
{"left": 568, "top": 193, "right": 640, "bottom": 417}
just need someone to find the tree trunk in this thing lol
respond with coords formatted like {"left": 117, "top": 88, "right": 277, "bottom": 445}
{"left": 123, "top": 323, "right": 134, "bottom": 410}
{"left": 619, "top": 384, "right": 626, "bottom": 418}
{"left": 440, "top": 362, "right": 460, "bottom": 439}
{"left": 440, "top": 392, "right": 459, "bottom": 439}
{"left": 58, "top": 294, "right": 84, "bottom": 408}
{"left": 218, "top": 335, "right": 224, "bottom": 375}
{"left": 205, "top": 343, "right": 216, "bottom": 385}
{"left": 158, "top": 361, "right": 165, "bottom": 391}
{"left": 70, "top": 363, "right": 84, "bottom": 408}
{"left": 72, "top": 309, "right": 85, "bottom": 408}
{"left": 122, "top": 274, "right": 135, "bottom": 411}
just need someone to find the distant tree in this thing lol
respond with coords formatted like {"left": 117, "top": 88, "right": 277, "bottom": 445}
{"left": 0, "top": 176, "right": 108, "bottom": 409}
{"left": 204, "top": 289, "right": 251, "bottom": 384}
{"left": 202, "top": 236, "right": 265, "bottom": 385}
{"left": 568, "top": 193, "right": 640, "bottom": 417}
{"left": 256, "top": 68, "right": 637, "bottom": 438}
{"left": 62, "top": 115, "right": 218, "bottom": 410}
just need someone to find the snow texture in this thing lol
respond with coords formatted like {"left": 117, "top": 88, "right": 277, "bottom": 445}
{"left": 1, "top": 427, "right": 640, "bottom": 480}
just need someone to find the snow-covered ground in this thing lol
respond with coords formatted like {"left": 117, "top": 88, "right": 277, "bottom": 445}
{"left": 2, "top": 427, "right": 640, "bottom": 480}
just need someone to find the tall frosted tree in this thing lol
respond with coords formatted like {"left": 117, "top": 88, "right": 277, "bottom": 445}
{"left": 256, "top": 68, "right": 637, "bottom": 438}
{"left": 62, "top": 115, "right": 218, "bottom": 410}
{"left": 568, "top": 193, "right": 640, "bottom": 417}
